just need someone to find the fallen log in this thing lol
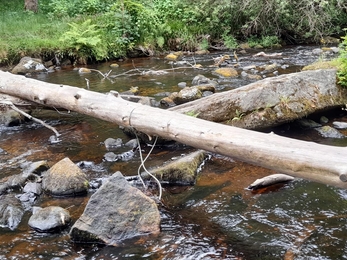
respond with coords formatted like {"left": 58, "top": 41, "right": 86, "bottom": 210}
{"left": 169, "top": 69, "right": 347, "bottom": 129}
{"left": 1, "top": 71, "right": 347, "bottom": 188}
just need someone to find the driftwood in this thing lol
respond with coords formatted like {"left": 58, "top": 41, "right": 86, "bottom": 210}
{"left": 1, "top": 70, "right": 347, "bottom": 188}
{"left": 247, "top": 174, "right": 295, "bottom": 190}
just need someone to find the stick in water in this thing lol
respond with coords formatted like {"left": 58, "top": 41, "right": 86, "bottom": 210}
{"left": 0, "top": 100, "right": 61, "bottom": 138}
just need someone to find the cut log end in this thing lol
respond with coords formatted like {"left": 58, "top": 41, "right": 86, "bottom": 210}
{"left": 339, "top": 173, "right": 347, "bottom": 182}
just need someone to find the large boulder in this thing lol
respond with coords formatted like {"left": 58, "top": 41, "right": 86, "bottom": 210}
{"left": 69, "top": 172, "right": 160, "bottom": 245}
{"left": 0, "top": 194, "right": 24, "bottom": 230}
{"left": 28, "top": 206, "right": 71, "bottom": 233}
{"left": 42, "top": 157, "right": 89, "bottom": 196}
{"left": 11, "top": 56, "right": 47, "bottom": 75}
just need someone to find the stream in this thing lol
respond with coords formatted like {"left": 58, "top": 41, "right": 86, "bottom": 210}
{"left": 1, "top": 45, "right": 347, "bottom": 259}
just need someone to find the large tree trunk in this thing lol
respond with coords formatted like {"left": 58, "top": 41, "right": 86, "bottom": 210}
{"left": 24, "top": 0, "right": 38, "bottom": 13}
{"left": 1, "top": 70, "right": 347, "bottom": 188}
{"left": 169, "top": 69, "right": 347, "bottom": 129}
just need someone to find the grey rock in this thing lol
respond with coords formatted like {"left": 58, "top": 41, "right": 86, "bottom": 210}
{"left": 22, "top": 160, "right": 49, "bottom": 178}
{"left": 124, "top": 139, "right": 138, "bottom": 149}
{"left": 28, "top": 206, "right": 71, "bottom": 232}
{"left": 103, "top": 152, "right": 117, "bottom": 162}
{"left": 104, "top": 137, "right": 123, "bottom": 149}
{"left": 177, "top": 82, "right": 187, "bottom": 88}
{"left": 11, "top": 56, "right": 47, "bottom": 75}
{"left": 315, "top": 126, "right": 345, "bottom": 138}
{"left": 0, "top": 194, "right": 24, "bottom": 230}
{"left": 23, "top": 182, "right": 42, "bottom": 195}
{"left": 296, "top": 119, "right": 322, "bottom": 129}
{"left": 69, "top": 172, "right": 160, "bottom": 245}
{"left": 332, "top": 121, "right": 347, "bottom": 129}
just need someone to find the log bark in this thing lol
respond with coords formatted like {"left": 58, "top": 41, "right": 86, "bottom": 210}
{"left": 169, "top": 69, "right": 347, "bottom": 129}
{"left": 1, "top": 71, "right": 347, "bottom": 188}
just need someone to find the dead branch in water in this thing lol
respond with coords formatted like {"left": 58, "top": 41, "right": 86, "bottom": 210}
{"left": 0, "top": 100, "right": 61, "bottom": 137}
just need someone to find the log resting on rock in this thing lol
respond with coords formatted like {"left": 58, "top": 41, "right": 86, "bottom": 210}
{"left": 169, "top": 69, "right": 347, "bottom": 129}
{"left": 1, "top": 70, "right": 347, "bottom": 188}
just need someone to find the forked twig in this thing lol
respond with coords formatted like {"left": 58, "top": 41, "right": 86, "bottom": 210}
{"left": 0, "top": 100, "right": 61, "bottom": 137}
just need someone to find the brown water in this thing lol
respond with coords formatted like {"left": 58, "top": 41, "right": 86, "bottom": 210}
{"left": 1, "top": 46, "right": 347, "bottom": 259}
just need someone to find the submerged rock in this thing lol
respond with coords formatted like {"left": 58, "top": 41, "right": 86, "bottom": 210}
{"left": 0, "top": 194, "right": 24, "bottom": 230}
{"left": 214, "top": 67, "right": 238, "bottom": 77}
{"left": 69, "top": 171, "right": 160, "bottom": 245}
{"left": 104, "top": 137, "right": 123, "bottom": 149}
{"left": 42, "top": 157, "right": 89, "bottom": 196}
{"left": 296, "top": 119, "right": 322, "bottom": 129}
{"left": 315, "top": 126, "right": 345, "bottom": 138}
{"left": 28, "top": 206, "right": 71, "bottom": 233}
{"left": 142, "top": 150, "right": 208, "bottom": 185}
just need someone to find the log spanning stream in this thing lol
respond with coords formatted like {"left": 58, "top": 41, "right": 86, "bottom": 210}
{"left": 1, "top": 46, "right": 347, "bottom": 259}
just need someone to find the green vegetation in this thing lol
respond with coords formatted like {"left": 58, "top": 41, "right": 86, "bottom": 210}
{"left": 0, "top": 0, "right": 347, "bottom": 65}
{"left": 338, "top": 31, "right": 347, "bottom": 87}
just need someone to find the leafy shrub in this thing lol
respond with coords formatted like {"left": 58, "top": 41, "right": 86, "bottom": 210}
{"left": 247, "top": 35, "right": 280, "bottom": 48}
{"left": 59, "top": 19, "right": 108, "bottom": 61}
{"left": 41, "top": 0, "right": 113, "bottom": 17}
{"left": 337, "top": 32, "right": 347, "bottom": 87}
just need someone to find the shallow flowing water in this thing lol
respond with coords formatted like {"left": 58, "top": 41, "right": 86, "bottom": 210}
{"left": 1, "top": 45, "right": 347, "bottom": 259}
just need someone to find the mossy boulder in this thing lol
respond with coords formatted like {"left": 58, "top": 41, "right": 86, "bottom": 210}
{"left": 142, "top": 150, "right": 208, "bottom": 185}
{"left": 42, "top": 157, "right": 89, "bottom": 196}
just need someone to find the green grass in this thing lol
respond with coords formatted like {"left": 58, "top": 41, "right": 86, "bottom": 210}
{"left": 0, "top": 1, "right": 72, "bottom": 64}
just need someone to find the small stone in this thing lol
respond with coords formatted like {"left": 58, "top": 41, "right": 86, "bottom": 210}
{"left": 165, "top": 53, "right": 179, "bottom": 61}
{"left": 195, "top": 50, "right": 209, "bottom": 55}
{"left": 23, "top": 182, "right": 42, "bottom": 195}
{"left": 78, "top": 68, "right": 91, "bottom": 74}
{"left": 110, "top": 63, "right": 119, "bottom": 68}
{"left": 104, "top": 152, "right": 118, "bottom": 162}
{"left": 315, "top": 126, "right": 345, "bottom": 138}
{"left": 214, "top": 67, "right": 238, "bottom": 77}
{"left": 125, "top": 139, "right": 138, "bottom": 149}
{"left": 320, "top": 116, "right": 329, "bottom": 124}
{"left": 177, "top": 82, "right": 187, "bottom": 88}
{"left": 28, "top": 206, "right": 71, "bottom": 233}
{"left": 104, "top": 137, "right": 123, "bottom": 149}
{"left": 332, "top": 121, "right": 347, "bottom": 129}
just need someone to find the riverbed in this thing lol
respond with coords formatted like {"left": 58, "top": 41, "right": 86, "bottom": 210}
{"left": 1, "top": 45, "right": 347, "bottom": 259}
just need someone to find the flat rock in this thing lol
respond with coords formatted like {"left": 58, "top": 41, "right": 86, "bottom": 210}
{"left": 143, "top": 150, "right": 208, "bottom": 184}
